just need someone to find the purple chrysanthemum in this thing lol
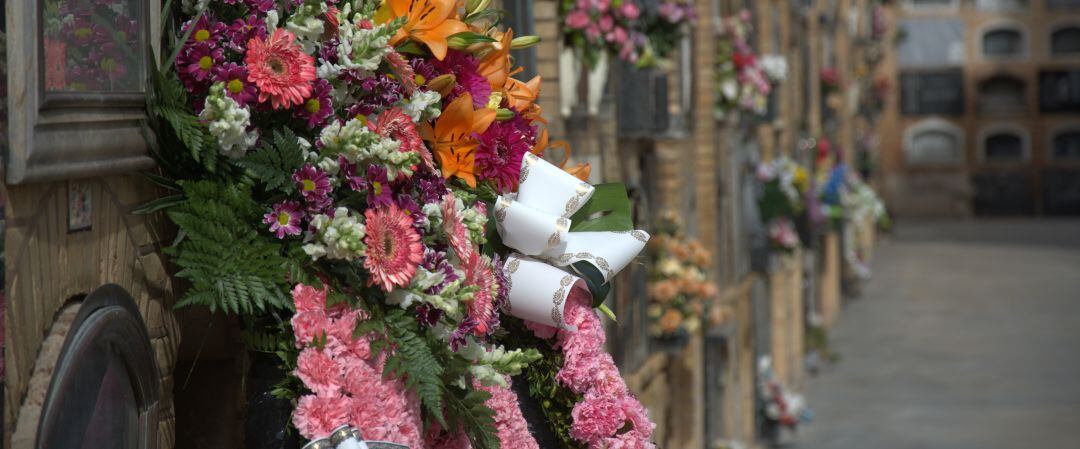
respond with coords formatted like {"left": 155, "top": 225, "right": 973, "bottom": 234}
{"left": 422, "top": 248, "right": 458, "bottom": 295}
{"left": 338, "top": 155, "right": 365, "bottom": 192}
{"left": 213, "top": 63, "right": 258, "bottom": 106}
{"left": 492, "top": 253, "right": 510, "bottom": 312}
{"left": 474, "top": 120, "right": 531, "bottom": 192}
{"left": 292, "top": 164, "right": 332, "bottom": 207}
{"left": 413, "top": 171, "right": 448, "bottom": 205}
{"left": 177, "top": 42, "right": 223, "bottom": 92}
{"left": 362, "top": 165, "right": 394, "bottom": 208}
{"left": 264, "top": 200, "right": 304, "bottom": 238}
{"left": 224, "top": 16, "right": 267, "bottom": 52}
{"left": 295, "top": 79, "right": 334, "bottom": 128}
{"left": 346, "top": 73, "right": 405, "bottom": 117}
{"left": 183, "top": 15, "right": 225, "bottom": 47}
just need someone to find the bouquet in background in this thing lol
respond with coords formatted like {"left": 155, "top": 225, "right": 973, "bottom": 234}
{"left": 756, "top": 158, "right": 808, "bottom": 252}
{"left": 758, "top": 357, "right": 810, "bottom": 431}
{"left": 714, "top": 10, "right": 772, "bottom": 119}
{"left": 638, "top": 0, "right": 696, "bottom": 67}
{"left": 646, "top": 211, "right": 719, "bottom": 341}
{"left": 560, "top": 0, "right": 648, "bottom": 67}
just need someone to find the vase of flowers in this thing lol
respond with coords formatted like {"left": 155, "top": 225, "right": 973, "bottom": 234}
{"left": 646, "top": 212, "right": 719, "bottom": 351}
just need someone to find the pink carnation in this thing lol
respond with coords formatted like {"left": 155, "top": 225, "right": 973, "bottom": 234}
{"left": 570, "top": 393, "right": 628, "bottom": 446}
{"left": 293, "top": 394, "right": 351, "bottom": 440}
{"left": 296, "top": 347, "right": 344, "bottom": 397}
{"left": 477, "top": 379, "right": 541, "bottom": 449}
{"left": 292, "top": 310, "right": 330, "bottom": 348}
{"left": 292, "top": 283, "right": 327, "bottom": 314}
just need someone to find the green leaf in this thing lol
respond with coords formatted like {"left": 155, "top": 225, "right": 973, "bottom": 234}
{"left": 444, "top": 387, "right": 500, "bottom": 449}
{"left": 380, "top": 309, "right": 446, "bottom": 426}
{"left": 568, "top": 183, "right": 633, "bottom": 232}
{"left": 132, "top": 194, "right": 186, "bottom": 215}
{"left": 447, "top": 31, "right": 497, "bottom": 50}
{"left": 237, "top": 128, "right": 305, "bottom": 191}
{"left": 569, "top": 260, "right": 611, "bottom": 308}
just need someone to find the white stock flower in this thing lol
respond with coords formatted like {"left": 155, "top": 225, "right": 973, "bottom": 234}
{"left": 200, "top": 83, "right": 258, "bottom": 159}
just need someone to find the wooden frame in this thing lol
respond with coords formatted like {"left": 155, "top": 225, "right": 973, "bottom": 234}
{"left": 4, "top": 0, "right": 159, "bottom": 185}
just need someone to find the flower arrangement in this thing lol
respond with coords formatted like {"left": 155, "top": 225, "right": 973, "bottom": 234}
{"left": 645, "top": 212, "right": 719, "bottom": 343}
{"left": 560, "top": 0, "right": 648, "bottom": 68}
{"left": 820, "top": 67, "right": 841, "bottom": 96}
{"left": 757, "top": 357, "right": 810, "bottom": 433}
{"left": 42, "top": 0, "right": 143, "bottom": 91}
{"left": 714, "top": 10, "right": 773, "bottom": 119}
{"left": 756, "top": 158, "right": 809, "bottom": 252}
{"left": 638, "top": 0, "right": 697, "bottom": 66}
{"left": 841, "top": 174, "right": 887, "bottom": 280}
{"left": 146, "top": 1, "right": 654, "bottom": 447}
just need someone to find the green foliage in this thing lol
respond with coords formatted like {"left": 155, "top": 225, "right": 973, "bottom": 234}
{"left": 758, "top": 180, "right": 797, "bottom": 223}
{"left": 444, "top": 386, "right": 500, "bottom": 449}
{"left": 238, "top": 128, "right": 306, "bottom": 191}
{"left": 378, "top": 309, "right": 447, "bottom": 424}
{"left": 568, "top": 183, "right": 634, "bottom": 232}
{"left": 168, "top": 181, "right": 292, "bottom": 315}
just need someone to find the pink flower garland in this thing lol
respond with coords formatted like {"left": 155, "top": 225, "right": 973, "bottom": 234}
{"left": 290, "top": 283, "right": 539, "bottom": 449}
{"left": 527, "top": 287, "right": 657, "bottom": 449}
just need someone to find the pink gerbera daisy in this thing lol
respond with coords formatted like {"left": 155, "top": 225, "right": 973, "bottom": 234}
{"left": 440, "top": 193, "right": 473, "bottom": 260}
{"left": 263, "top": 200, "right": 303, "bottom": 238}
{"left": 245, "top": 28, "right": 316, "bottom": 109}
{"left": 371, "top": 107, "right": 432, "bottom": 171}
{"left": 363, "top": 204, "right": 424, "bottom": 292}
{"left": 462, "top": 252, "right": 499, "bottom": 337}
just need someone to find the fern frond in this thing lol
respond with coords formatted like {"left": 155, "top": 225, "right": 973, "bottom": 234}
{"left": 237, "top": 128, "right": 305, "bottom": 191}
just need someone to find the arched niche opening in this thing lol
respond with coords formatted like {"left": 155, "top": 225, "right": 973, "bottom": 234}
{"left": 904, "top": 120, "right": 965, "bottom": 165}
{"left": 977, "top": 75, "right": 1027, "bottom": 115}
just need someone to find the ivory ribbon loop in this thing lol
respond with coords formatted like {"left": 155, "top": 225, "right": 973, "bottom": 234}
{"left": 495, "top": 153, "right": 650, "bottom": 329}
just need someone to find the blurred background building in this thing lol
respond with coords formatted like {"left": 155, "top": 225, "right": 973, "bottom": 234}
{"left": 879, "top": 0, "right": 1080, "bottom": 216}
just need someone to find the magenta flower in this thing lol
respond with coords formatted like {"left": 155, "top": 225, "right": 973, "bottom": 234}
{"left": 177, "top": 42, "right": 223, "bottom": 92}
{"left": 565, "top": 10, "right": 591, "bottom": 30}
{"left": 225, "top": 16, "right": 267, "bottom": 52}
{"left": 295, "top": 79, "right": 334, "bottom": 128}
{"left": 182, "top": 15, "right": 225, "bottom": 47}
{"left": 475, "top": 120, "right": 531, "bottom": 193}
{"left": 431, "top": 51, "right": 491, "bottom": 108}
{"left": 213, "top": 63, "right": 258, "bottom": 106}
{"left": 293, "top": 164, "right": 332, "bottom": 205}
{"left": 618, "top": 2, "right": 641, "bottom": 19}
{"left": 362, "top": 165, "right": 394, "bottom": 208}
{"left": 264, "top": 200, "right": 303, "bottom": 238}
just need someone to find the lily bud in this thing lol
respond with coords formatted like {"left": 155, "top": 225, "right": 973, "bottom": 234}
{"left": 495, "top": 108, "right": 516, "bottom": 121}
{"left": 427, "top": 74, "right": 457, "bottom": 97}
{"left": 510, "top": 35, "right": 541, "bottom": 49}
{"left": 447, "top": 34, "right": 473, "bottom": 50}
{"left": 465, "top": 0, "right": 492, "bottom": 16}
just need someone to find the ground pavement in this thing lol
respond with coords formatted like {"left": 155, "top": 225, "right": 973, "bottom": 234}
{"left": 794, "top": 219, "right": 1080, "bottom": 449}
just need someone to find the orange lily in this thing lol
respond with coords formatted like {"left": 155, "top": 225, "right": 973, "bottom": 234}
{"left": 503, "top": 74, "right": 543, "bottom": 121}
{"left": 478, "top": 30, "right": 514, "bottom": 89}
{"left": 531, "top": 127, "right": 590, "bottom": 181}
{"left": 421, "top": 93, "right": 496, "bottom": 187}
{"left": 381, "top": 0, "right": 469, "bottom": 60}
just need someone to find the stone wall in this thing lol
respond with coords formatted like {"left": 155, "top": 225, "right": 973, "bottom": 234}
{"left": 3, "top": 175, "right": 179, "bottom": 448}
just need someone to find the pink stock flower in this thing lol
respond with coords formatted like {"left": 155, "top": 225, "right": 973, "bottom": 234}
{"left": 296, "top": 347, "right": 344, "bottom": 397}
{"left": 293, "top": 394, "right": 351, "bottom": 440}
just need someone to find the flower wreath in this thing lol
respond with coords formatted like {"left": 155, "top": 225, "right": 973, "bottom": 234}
{"left": 144, "top": 0, "right": 655, "bottom": 448}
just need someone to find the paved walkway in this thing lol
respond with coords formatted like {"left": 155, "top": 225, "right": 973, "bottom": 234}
{"left": 796, "top": 220, "right": 1080, "bottom": 449}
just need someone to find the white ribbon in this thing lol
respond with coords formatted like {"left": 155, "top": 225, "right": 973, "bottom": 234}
{"left": 496, "top": 153, "right": 650, "bottom": 329}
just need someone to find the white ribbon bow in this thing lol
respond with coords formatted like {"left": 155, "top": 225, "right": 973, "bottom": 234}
{"left": 495, "top": 153, "right": 650, "bottom": 329}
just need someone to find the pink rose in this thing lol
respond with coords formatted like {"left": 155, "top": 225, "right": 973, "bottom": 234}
{"left": 293, "top": 394, "right": 351, "bottom": 440}
{"left": 600, "top": 15, "right": 614, "bottom": 32}
{"left": 296, "top": 347, "right": 344, "bottom": 397}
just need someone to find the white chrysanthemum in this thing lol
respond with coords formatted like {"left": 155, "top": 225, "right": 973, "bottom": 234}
{"left": 200, "top": 83, "right": 258, "bottom": 159}
{"left": 760, "top": 54, "right": 788, "bottom": 82}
